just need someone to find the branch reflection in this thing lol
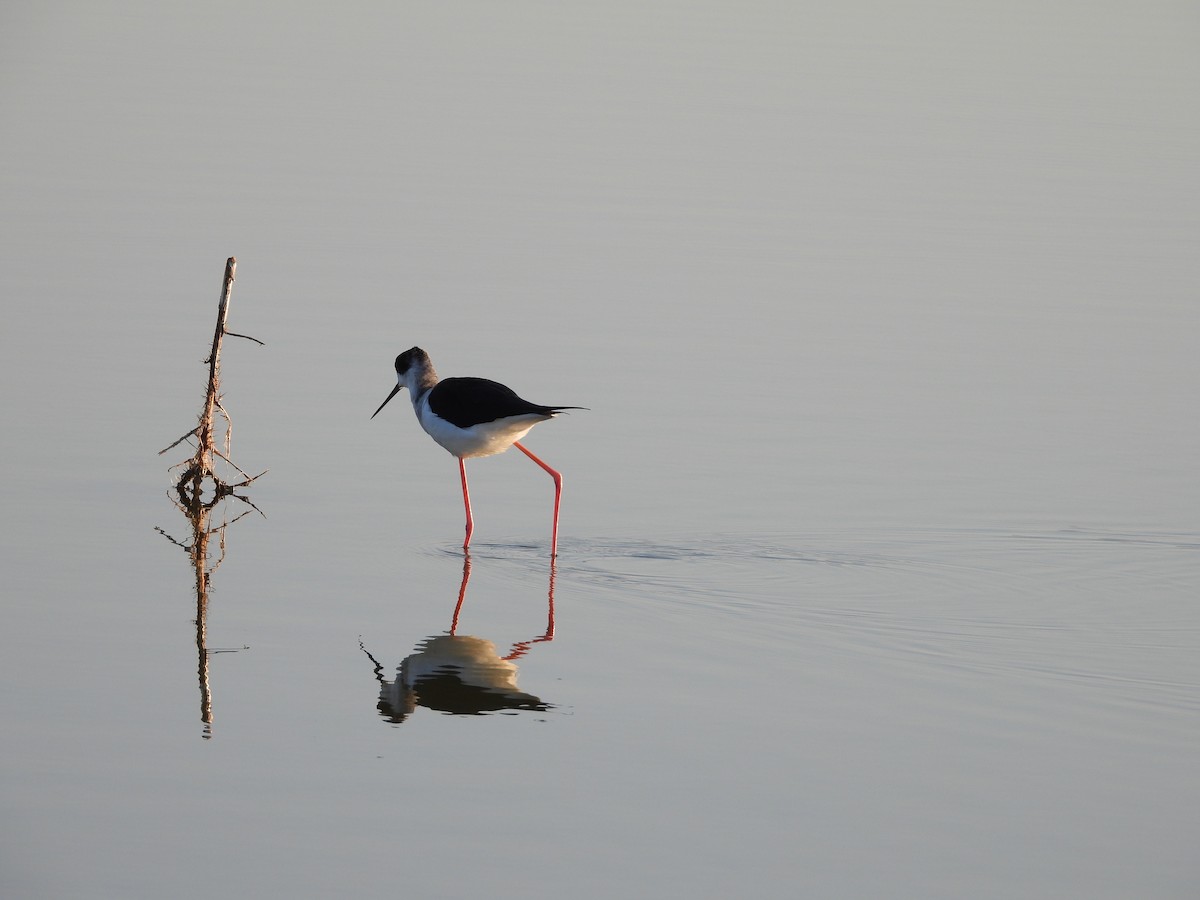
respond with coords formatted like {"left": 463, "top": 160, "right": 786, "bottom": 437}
{"left": 156, "top": 488, "right": 257, "bottom": 739}
{"left": 362, "top": 555, "right": 556, "bottom": 724}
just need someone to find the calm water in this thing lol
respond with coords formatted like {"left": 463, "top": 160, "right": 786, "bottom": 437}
{"left": 3, "top": 2, "right": 1198, "bottom": 898}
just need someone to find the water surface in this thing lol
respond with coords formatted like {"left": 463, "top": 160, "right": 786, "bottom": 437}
{"left": 2, "top": 2, "right": 1197, "bottom": 898}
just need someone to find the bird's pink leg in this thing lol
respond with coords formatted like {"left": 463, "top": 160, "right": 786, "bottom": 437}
{"left": 513, "top": 441, "right": 563, "bottom": 557}
{"left": 459, "top": 458, "right": 474, "bottom": 551}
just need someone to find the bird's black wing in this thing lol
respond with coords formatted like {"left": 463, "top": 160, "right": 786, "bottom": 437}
{"left": 430, "top": 377, "right": 561, "bottom": 428}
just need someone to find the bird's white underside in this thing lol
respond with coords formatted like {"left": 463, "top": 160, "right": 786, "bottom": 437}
{"left": 416, "top": 393, "right": 546, "bottom": 459}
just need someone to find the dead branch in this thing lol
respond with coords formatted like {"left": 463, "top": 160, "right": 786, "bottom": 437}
{"left": 164, "top": 257, "right": 264, "bottom": 511}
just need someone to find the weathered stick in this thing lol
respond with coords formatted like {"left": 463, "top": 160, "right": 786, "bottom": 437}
{"left": 169, "top": 258, "right": 267, "bottom": 505}
{"left": 191, "top": 257, "right": 237, "bottom": 497}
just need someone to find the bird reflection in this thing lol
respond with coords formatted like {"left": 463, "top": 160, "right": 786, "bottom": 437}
{"left": 361, "top": 555, "right": 556, "bottom": 724}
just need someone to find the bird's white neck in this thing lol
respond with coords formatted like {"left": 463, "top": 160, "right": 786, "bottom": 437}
{"left": 402, "top": 359, "right": 440, "bottom": 403}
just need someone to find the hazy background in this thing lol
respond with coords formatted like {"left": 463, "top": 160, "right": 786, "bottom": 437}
{"left": 2, "top": 2, "right": 1197, "bottom": 898}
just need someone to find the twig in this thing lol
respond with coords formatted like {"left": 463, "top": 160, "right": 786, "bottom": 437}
{"left": 159, "top": 427, "right": 199, "bottom": 456}
{"left": 154, "top": 525, "right": 190, "bottom": 549}
{"left": 214, "top": 399, "right": 233, "bottom": 459}
{"left": 212, "top": 446, "right": 252, "bottom": 480}
{"left": 224, "top": 330, "right": 265, "bottom": 346}
{"left": 229, "top": 492, "right": 266, "bottom": 517}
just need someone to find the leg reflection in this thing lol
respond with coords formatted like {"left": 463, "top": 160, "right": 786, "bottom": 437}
{"left": 362, "top": 554, "right": 557, "bottom": 723}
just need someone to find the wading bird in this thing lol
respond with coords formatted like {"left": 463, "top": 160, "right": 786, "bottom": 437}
{"left": 371, "top": 346, "right": 581, "bottom": 556}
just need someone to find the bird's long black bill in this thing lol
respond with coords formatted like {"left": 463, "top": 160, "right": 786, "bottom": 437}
{"left": 371, "top": 384, "right": 402, "bottom": 419}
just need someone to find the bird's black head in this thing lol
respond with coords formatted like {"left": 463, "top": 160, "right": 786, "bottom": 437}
{"left": 395, "top": 347, "right": 427, "bottom": 376}
{"left": 373, "top": 347, "right": 436, "bottom": 419}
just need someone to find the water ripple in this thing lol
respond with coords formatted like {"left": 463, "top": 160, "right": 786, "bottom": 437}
{"left": 543, "top": 527, "right": 1200, "bottom": 714}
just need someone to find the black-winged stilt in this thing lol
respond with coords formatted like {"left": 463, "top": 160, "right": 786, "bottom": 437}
{"left": 371, "top": 346, "right": 581, "bottom": 556}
